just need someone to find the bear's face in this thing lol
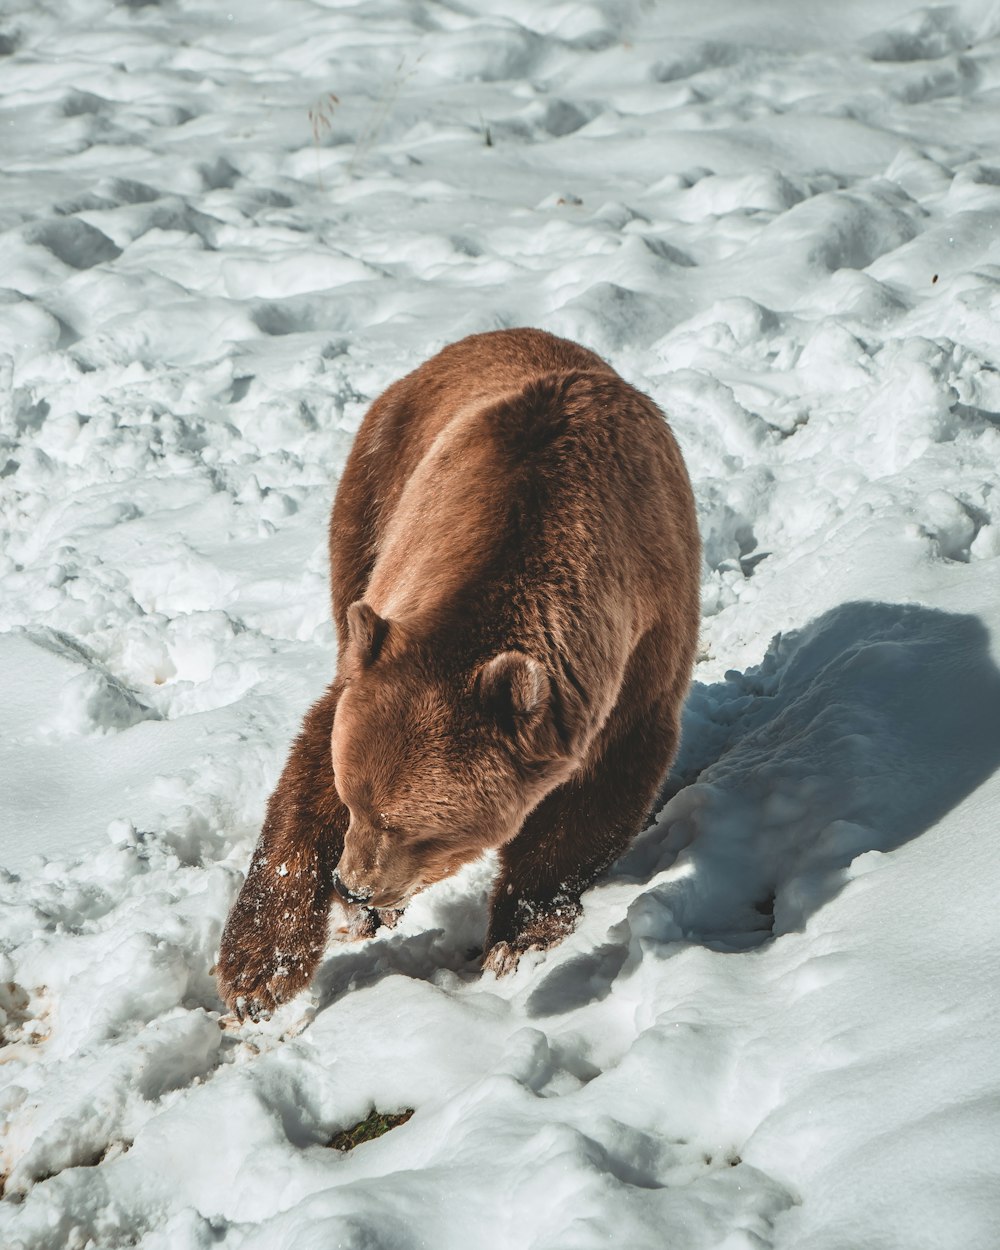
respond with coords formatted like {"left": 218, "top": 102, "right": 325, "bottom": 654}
{"left": 330, "top": 604, "right": 576, "bottom": 910}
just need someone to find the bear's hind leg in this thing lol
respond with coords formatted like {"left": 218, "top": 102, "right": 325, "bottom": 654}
{"left": 484, "top": 703, "right": 679, "bottom": 976}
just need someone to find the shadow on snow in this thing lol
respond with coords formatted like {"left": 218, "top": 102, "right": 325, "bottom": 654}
{"left": 527, "top": 599, "right": 1000, "bottom": 1016}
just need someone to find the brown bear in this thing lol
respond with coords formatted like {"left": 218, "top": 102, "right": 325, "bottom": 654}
{"left": 217, "top": 327, "right": 700, "bottom": 1019}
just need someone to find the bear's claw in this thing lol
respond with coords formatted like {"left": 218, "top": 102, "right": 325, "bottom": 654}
{"left": 218, "top": 959, "right": 302, "bottom": 1021}
{"left": 483, "top": 903, "right": 581, "bottom": 977}
{"left": 482, "top": 940, "right": 521, "bottom": 977}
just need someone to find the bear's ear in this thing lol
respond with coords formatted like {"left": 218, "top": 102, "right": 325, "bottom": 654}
{"left": 346, "top": 601, "right": 389, "bottom": 666}
{"left": 477, "top": 651, "right": 548, "bottom": 732}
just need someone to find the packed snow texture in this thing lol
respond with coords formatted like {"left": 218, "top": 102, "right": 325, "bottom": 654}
{"left": 2, "top": 0, "right": 1000, "bottom": 1246}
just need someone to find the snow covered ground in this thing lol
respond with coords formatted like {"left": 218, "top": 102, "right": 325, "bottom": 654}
{"left": 2, "top": 0, "right": 1000, "bottom": 1245}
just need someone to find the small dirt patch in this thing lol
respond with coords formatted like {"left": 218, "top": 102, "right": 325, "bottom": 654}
{"left": 328, "top": 1109, "right": 414, "bottom": 1151}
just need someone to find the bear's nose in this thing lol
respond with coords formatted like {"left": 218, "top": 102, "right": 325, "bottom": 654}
{"left": 331, "top": 868, "right": 373, "bottom": 906}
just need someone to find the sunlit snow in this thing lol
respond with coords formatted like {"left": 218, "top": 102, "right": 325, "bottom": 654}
{"left": 2, "top": 1, "right": 1000, "bottom": 1247}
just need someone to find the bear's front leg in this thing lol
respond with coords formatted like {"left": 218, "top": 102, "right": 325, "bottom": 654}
{"left": 484, "top": 706, "right": 679, "bottom": 976}
{"left": 217, "top": 684, "right": 360, "bottom": 1019}
{"left": 482, "top": 830, "right": 584, "bottom": 978}
{"left": 217, "top": 833, "right": 348, "bottom": 1020}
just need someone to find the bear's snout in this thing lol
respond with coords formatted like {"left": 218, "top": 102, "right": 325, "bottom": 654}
{"left": 331, "top": 868, "right": 373, "bottom": 906}
{"left": 334, "top": 825, "right": 415, "bottom": 910}
{"left": 334, "top": 858, "right": 402, "bottom": 909}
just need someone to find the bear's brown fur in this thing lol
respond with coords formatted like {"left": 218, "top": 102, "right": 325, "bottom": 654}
{"left": 217, "top": 328, "right": 700, "bottom": 1018}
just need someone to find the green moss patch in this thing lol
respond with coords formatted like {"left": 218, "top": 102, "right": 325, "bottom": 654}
{"left": 328, "top": 1108, "right": 414, "bottom": 1151}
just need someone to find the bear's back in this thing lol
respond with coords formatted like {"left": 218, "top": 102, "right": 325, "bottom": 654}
{"left": 353, "top": 331, "right": 697, "bottom": 649}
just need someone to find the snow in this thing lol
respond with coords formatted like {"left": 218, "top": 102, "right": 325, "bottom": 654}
{"left": 2, "top": 0, "right": 1000, "bottom": 1245}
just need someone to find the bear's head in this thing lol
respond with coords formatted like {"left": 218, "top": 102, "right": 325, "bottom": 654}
{"left": 330, "top": 601, "right": 578, "bottom": 910}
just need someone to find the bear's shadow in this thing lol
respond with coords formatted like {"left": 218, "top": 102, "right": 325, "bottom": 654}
{"left": 524, "top": 599, "right": 1000, "bottom": 1017}
{"left": 313, "top": 601, "right": 1000, "bottom": 1020}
